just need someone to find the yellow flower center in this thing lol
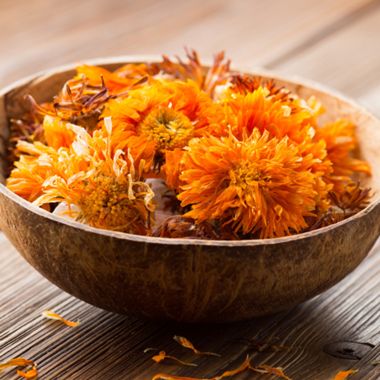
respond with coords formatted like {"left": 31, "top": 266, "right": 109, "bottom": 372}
{"left": 78, "top": 175, "right": 148, "bottom": 232}
{"left": 140, "top": 108, "right": 194, "bottom": 151}
{"left": 231, "top": 161, "right": 263, "bottom": 189}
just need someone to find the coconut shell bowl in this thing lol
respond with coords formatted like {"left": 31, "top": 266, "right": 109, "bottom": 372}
{"left": 0, "top": 58, "right": 379, "bottom": 323}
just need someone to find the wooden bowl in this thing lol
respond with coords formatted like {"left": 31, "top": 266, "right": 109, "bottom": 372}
{"left": 0, "top": 58, "right": 379, "bottom": 323}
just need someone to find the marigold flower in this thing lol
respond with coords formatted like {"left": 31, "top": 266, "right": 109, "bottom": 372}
{"left": 178, "top": 130, "right": 324, "bottom": 238}
{"left": 102, "top": 79, "right": 224, "bottom": 172}
{"left": 7, "top": 118, "right": 154, "bottom": 234}
{"left": 223, "top": 87, "right": 316, "bottom": 143}
{"left": 315, "top": 119, "right": 371, "bottom": 192}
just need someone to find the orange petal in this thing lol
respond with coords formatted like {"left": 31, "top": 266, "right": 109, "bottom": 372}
{"left": 173, "top": 336, "right": 221, "bottom": 357}
{"left": 0, "top": 358, "right": 34, "bottom": 370}
{"left": 255, "top": 364, "right": 292, "bottom": 380}
{"left": 214, "top": 355, "right": 251, "bottom": 379}
{"left": 16, "top": 366, "right": 38, "bottom": 379}
{"left": 42, "top": 310, "right": 80, "bottom": 327}
{"left": 152, "top": 351, "right": 197, "bottom": 367}
{"left": 333, "top": 369, "right": 358, "bottom": 380}
{"left": 152, "top": 375, "right": 206, "bottom": 380}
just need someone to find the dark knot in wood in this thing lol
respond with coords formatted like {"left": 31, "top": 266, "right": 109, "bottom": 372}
{"left": 323, "top": 341, "right": 374, "bottom": 360}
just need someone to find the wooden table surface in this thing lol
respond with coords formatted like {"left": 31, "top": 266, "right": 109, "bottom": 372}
{"left": 1, "top": 0, "right": 380, "bottom": 379}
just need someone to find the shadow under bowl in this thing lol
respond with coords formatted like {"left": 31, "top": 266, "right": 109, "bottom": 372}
{"left": 0, "top": 57, "right": 379, "bottom": 322}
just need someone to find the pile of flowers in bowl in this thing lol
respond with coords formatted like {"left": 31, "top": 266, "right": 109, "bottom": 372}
{"left": 6, "top": 50, "right": 371, "bottom": 239}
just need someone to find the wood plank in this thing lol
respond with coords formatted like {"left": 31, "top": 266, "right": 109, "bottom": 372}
{"left": 271, "top": 3, "right": 380, "bottom": 116}
{"left": 0, "top": 235, "right": 379, "bottom": 379}
{"left": 0, "top": 0, "right": 375, "bottom": 87}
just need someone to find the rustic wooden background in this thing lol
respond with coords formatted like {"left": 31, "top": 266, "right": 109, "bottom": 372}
{"left": 0, "top": 0, "right": 380, "bottom": 379}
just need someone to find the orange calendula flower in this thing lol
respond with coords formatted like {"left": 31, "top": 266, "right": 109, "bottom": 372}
{"left": 102, "top": 79, "right": 223, "bottom": 172}
{"left": 315, "top": 119, "right": 371, "bottom": 191}
{"left": 7, "top": 118, "right": 155, "bottom": 234}
{"left": 28, "top": 75, "right": 109, "bottom": 130}
{"left": 178, "top": 130, "right": 323, "bottom": 238}
{"left": 223, "top": 87, "right": 316, "bottom": 143}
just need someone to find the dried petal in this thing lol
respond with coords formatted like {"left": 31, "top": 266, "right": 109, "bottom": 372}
{"left": 0, "top": 358, "right": 34, "bottom": 370}
{"left": 144, "top": 347, "right": 160, "bottom": 354}
{"left": 42, "top": 310, "right": 80, "bottom": 327}
{"left": 213, "top": 355, "right": 251, "bottom": 379}
{"left": 333, "top": 369, "right": 358, "bottom": 380}
{"left": 254, "top": 364, "right": 292, "bottom": 380}
{"left": 157, "top": 49, "right": 230, "bottom": 96}
{"left": 329, "top": 183, "right": 370, "bottom": 213}
{"left": 16, "top": 366, "right": 38, "bottom": 379}
{"left": 0, "top": 358, "right": 37, "bottom": 379}
{"left": 152, "top": 351, "right": 197, "bottom": 367}
{"left": 173, "top": 336, "right": 221, "bottom": 357}
{"left": 152, "top": 375, "right": 206, "bottom": 380}
{"left": 152, "top": 355, "right": 251, "bottom": 380}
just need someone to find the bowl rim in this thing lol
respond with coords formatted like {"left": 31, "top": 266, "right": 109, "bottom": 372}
{"left": 1, "top": 55, "right": 379, "bottom": 247}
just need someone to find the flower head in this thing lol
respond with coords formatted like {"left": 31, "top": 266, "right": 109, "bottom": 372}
{"left": 102, "top": 79, "right": 224, "bottom": 172}
{"left": 223, "top": 87, "right": 317, "bottom": 143}
{"left": 178, "top": 129, "right": 325, "bottom": 238}
{"left": 7, "top": 118, "right": 154, "bottom": 234}
{"left": 316, "top": 119, "right": 371, "bottom": 191}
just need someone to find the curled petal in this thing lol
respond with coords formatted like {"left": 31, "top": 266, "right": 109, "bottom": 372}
{"left": 42, "top": 309, "right": 80, "bottom": 327}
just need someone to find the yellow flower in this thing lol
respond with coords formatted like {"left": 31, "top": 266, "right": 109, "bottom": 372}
{"left": 7, "top": 118, "right": 154, "bottom": 234}
{"left": 223, "top": 87, "right": 316, "bottom": 143}
{"left": 102, "top": 79, "right": 224, "bottom": 172}
{"left": 178, "top": 129, "right": 325, "bottom": 238}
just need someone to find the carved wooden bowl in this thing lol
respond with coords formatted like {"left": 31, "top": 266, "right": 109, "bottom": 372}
{"left": 0, "top": 58, "right": 379, "bottom": 323}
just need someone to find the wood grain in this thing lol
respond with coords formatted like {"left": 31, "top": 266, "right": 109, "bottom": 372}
{"left": 0, "top": 235, "right": 379, "bottom": 379}
{"left": 0, "top": 0, "right": 376, "bottom": 86}
{"left": 273, "top": 1, "right": 380, "bottom": 116}
{"left": 0, "top": 0, "right": 380, "bottom": 379}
